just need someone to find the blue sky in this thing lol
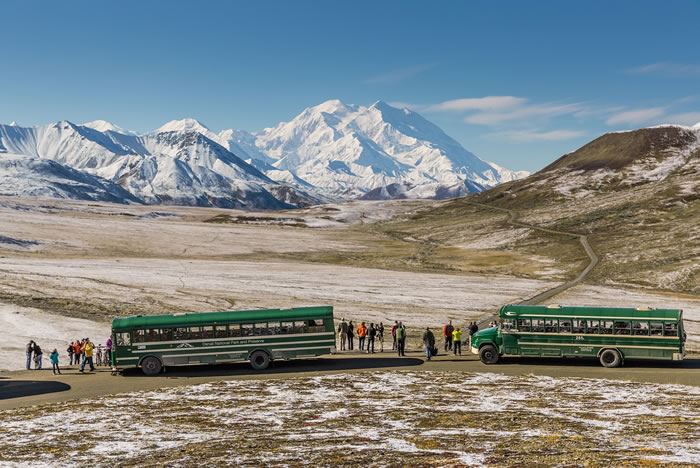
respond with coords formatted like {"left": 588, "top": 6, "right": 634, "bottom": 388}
{"left": 1, "top": 1, "right": 698, "bottom": 172}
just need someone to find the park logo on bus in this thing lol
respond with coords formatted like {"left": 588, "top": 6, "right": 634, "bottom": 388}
{"left": 176, "top": 343, "right": 194, "bottom": 348}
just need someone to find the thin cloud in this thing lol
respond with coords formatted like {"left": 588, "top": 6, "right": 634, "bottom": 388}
{"left": 606, "top": 107, "right": 666, "bottom": 126}
{"left": 465, "top": 102, "right": 585, "bottom": 126}
{"left": 486, "top": 129, "right": 586, "bottom": 142}
{"left": 426, "top": 96, "right": 526, "bottom": 112}
{"left": 628, "top": 62, "right": 700, "bottom": 76}
{"left": 364, "top": 64, "right": 434, "bottom": 84}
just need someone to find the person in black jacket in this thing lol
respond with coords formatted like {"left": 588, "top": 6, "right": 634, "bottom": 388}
{"left": 367, "top": 323, "right": 376, "bottom": 354}
{"left": 347, "top": 321, "right": 354, "bottom": 351}
{"left": 26, "top": 340, "right": 34, "bottom": 370}
{"left": 33, "top": 343, "right": 43, "bottom": 370}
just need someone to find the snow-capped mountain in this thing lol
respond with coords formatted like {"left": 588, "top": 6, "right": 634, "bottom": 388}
{"left": 0, "top": 121, "right": 310, "bottom": 209}
{"left": 224, "top": 100, "right": 528, "bottom": 199}
{"left": 0, "top": 100, "right": 530, "bottom": 208}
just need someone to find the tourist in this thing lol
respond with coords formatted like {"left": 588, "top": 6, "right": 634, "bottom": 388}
{"left": 49, "top": 348, "right": 61, "bottom": 375}
{"left": 443, "top": 320, "right": 454, "bottom": 352}
{"left": 80, "top": 338, "right": 95, "bottom": 372}
{"left": 337, "top": 318, "right": 348, "bottom": 351}
{"left": 357, "top": 322, "right": 367, "bottom": 351}
{"left": 347, "top": 321, "right": 354, "bottom": 351}
{"left": 33, "top": 342, "right": 43, "bottom": 369}
{"left": 367, "top": 323, "right": 376, "bottom": 354}
{"left": 396, "top": 322, "right": 406, "bottom": 357}
{"left": 391, "top": 321, "right": 398, "bottom": 350}
{"left": 73, "top": 339, "right": 82, "bottom": 367}
{"left": 105, "top": 336, "right": 113, "bottom": 365}
{"left": 26, "top": 340, "right": 34, "bottom": 370}
{"left": 377, "top": 322, "right": 384, "bottom": 352}
{"left": 423, "top": 327, "right": 435, "bottom": 360}
{"left": 453, "top": 327, "right": 463, "bottom": 355}
{"left": 67, "top": 342, "right": 75, "bottom": 365}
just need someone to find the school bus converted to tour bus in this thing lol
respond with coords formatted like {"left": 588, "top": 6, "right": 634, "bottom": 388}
{"left": 111, "top": 306, "right": 336, "bottom": 375}
{"left": 471, "top": 304, "right": 686, "bottom": 367}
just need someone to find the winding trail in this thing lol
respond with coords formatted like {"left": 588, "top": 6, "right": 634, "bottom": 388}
{"left": 465, "top": 202, "right": 599, "bottom": 326}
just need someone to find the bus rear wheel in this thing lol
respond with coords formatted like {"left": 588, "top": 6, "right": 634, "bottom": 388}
{"left": 250, "top": 351, "right": 270, "bottom": 370}
{"left": 479, "top": 344, "right": 500, "bottom": 364}
{"left": 141, "top": 356, "right": 163, "bottom": 376}
{"left": 599, "top": 349, "right": 622, "bottom": 368}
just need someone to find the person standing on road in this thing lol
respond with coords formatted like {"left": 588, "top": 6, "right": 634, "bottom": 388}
{"left": 453, "top": 327, "right": 463, "bottom": 356}
{"left": 377, "top": 322, "right": 384, "bottom": 352}
{"left": 443, "top": 320, "right": 454, "bottom": 352}
{"left": 33, "top": 342, "right": 43, "bottom": 369}
{"left": 80, "top": 338, "right": 95, "bottom": 372}
{"left": 357, "top": 322, "right": 367, "bottom": 351}
{"left": 469, "top": 322, "right": 479, "bottom": 347}
{"left": 105, "top": 336, "right": 113, "bottom": 366}
{"left": 67, "top": 342, "right": 75, "bottom": 365}
{"left": 396, "top": 322, "right": 406, "bottom": 356}
{"left": 337, "top": 318, "right": 349, "bottom": 351}
{"left": 26, "top": 340, "right": 35, "bottom": 370}
{"left": 49, "top": 348, "right": 62, "bottom": 375}
{"left": 423, "top": 327, "right": 435, "bottom": 360}
{"left": 73, "top": 339, "right": 82, "bottom": 367}
{"left": 367, "top": 323, "right": 376, "bottom": 354}
{"left": 391, "top": 321, "right": 398, "bottom": 350}
{"left": 347, "top": 321, "right": 354, "bottom": 351}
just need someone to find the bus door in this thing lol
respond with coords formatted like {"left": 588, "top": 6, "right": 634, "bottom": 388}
{"left": 499, "top": 318, "right": 519, "bottom": 354}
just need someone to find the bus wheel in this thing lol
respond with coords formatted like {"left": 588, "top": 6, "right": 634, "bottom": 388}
{"left": 250, "top": 351, "right": 270, "bottom": 370}
{"left": 599, "top": 349, "right": 622, "bottom": 368}
{"left": 141, "top": 356, "right": 163, "bottom": 376}
{"left": 479, "top": 345, "right": 500, "bottom": 364}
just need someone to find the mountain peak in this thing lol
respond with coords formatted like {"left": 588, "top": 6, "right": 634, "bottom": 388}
{"left": 82, "top": 120, "right": 133, "bottom": 135}
{"left": 9, "top": 121, "right": 17, "bottom": 126}
{"left": 155, "top": 118, "right": 210, "bottom": 134}
{"left": 311, "top": 99, "right": 356, "bottom": 115}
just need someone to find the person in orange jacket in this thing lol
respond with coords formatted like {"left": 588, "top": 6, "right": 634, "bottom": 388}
{"left": 357, "top": 322, "right": 367, "bottom": 351}
{"left": 443, "top": 320, "right": 454, "bottom": 352}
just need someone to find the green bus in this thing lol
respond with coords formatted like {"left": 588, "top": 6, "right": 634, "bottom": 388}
{"left": 471, "top": 304, "right": 686, "bottom": 367}
{"left": 111, "top": 306, "right": 336, "bottom": 375}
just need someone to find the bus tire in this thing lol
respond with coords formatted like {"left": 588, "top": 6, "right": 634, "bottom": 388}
{"left": 479, "top": 344, "right": 500, "bottom": 364}
{"left": 141, "top": 356, "right": 163, "bottom": 376}
{"left": 599, "top": 349, "right": 622, "bottom": 368}
{"left": 250, "top": 350, "right": 270, "bottom": 370}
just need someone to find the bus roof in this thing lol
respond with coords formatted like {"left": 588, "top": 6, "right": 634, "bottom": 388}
{"left": 499, "top": 304, "right": 682, "bottom": 320}
{"left": 111, "top": 306, "right": 334, "bottom": 331}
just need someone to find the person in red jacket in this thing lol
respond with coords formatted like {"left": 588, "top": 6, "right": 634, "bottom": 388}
{"left": 357, "top": 322, "right": 367, "bottom": 351}
{"left": 443, "top": 320, "right": 454, "bottom": 352}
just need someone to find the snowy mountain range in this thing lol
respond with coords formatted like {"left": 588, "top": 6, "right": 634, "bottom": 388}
{"left": 0, "top": 100, "right": 528, "bottom": 208}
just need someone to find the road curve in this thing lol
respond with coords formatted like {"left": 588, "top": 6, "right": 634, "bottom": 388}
{"left": 464, "top": 201, "right": 599, "bottom": 326}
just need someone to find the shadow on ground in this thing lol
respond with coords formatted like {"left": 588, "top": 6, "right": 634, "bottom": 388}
{"left": 0, "top": 380, "right": 71, "bottom": 400}
{"left": 121, "top": 356, "right": 424, "bottom": 378}
{"left": 496, "top": 356, "right": 700, "bottom": 369}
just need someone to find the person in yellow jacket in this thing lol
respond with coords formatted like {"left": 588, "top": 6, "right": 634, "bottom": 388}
{"left": 452, "top": 328, "right": 463, "bottom": 356}
{"left": 80, "top": 338, "right": 96, "bottom": 372}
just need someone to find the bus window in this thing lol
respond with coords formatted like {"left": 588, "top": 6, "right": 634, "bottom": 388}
{"left": 573, "top": 320, "right": 586, "bottom": 333}
{"left": 532, "top": 319, "right": 545, "bottom": 332}
{"left": 295, "top": 321, "right": 306, "bottom": 334}
{"left": 601, "top": 321, "right": 613, "bottom": 334}
{"left": 559, "top": 319, "right": 572, "bottom": 333}
{"left": 174, "top": 328, "right": 188, "bottom": 340}
{"left": 214, "top": 326, "right": 227, "bottom": 338}
{"left": 228, "top": 324, "right": 241, "bottom": 338}
{"left": 633, "top": 321, "right": 649, "bottom": 336}
{"left": 281, "top": 321, "right": 295, "bottom": 334}
{"left": 544, "top": 319, "right": 556, "bottom": 333}
{"left": 307, "top": 320, "right": 325, "bottom": 333}
{"left": 255, "top": 323, "right": 269, "bottom": 335}
{"left": 242, "top": 324, "right": 255, "bottom": 336}
{"left": 117, "top": 332, "right": 131, "bottom": 346}
{"left": 160, "top": 328, "right": 174, "bottom": 341}
{"left": 664, "top": 322, "right": 677, "bottom": 337}
{"left": 650, "top": 322, "right": 663, "bottom": 336}
{"left": 202, "top": 326, "right": 214, "bottom": 338}
{"left": 614, "top": 321, "right": 631, "bottom": 335}
{"left": 133, "top": 329, "right": 146, "bottom": 343}
{"left": 501, "top": 319, "right": 517, "bottom": 331}
{"left": 145, "top": 329, "right": 159, "bottom": 342}
{"left": 268, "top": 322, "right": 281, "bottom": 335}
{"left": 188, "top": 327, "right": 201, "bottom": 339}
{"left": 518, "top": 319, "right": 531, "bottom": 332}
{"left": 585, "top": 320, "right": 599, "bottom": 334}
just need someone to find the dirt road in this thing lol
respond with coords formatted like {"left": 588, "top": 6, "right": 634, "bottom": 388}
{"left": 2, "top": 352, "right": 698, "bottom": 410}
